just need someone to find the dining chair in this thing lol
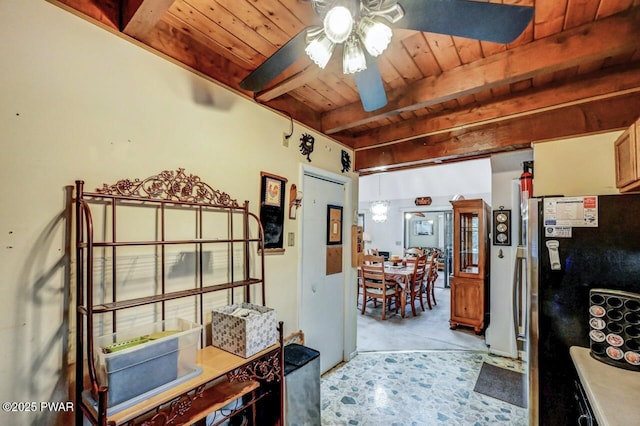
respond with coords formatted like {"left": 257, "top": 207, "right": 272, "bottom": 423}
{"left": 404, "top": 254, "right": 428, "bottom": 316}
{"left": 359, "top": 255, "right": 400, "bottom": 320}
{"left": 404, "top": 247, "right": 424, "bottom": 258}
{"left": 368, "top": 249, "right": 390, "bottom": 260}
{"left": 425, "top": 254, "right": 439, "bottom": 309}
{"left": 431, "top": 248, "right": 442, "bottom": 279}
{"left": 377, "top": 250, "right": 390, "bottom": 261}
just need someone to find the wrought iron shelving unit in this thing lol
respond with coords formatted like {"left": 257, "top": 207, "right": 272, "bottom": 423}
{"left": 74, "top": 168, "right": 284, "bottom": 426}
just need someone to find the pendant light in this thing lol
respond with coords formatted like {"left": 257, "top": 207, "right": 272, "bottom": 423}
{"left": 369, "top": 174, "right": 389, "bottom": 223}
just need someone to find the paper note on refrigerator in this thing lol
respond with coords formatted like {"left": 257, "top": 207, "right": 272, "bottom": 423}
{"left": 543, "top": 196, "right": 598, "bottom": 227}
{"left": 544, "top": 226, "right": 572, "bottom": 238}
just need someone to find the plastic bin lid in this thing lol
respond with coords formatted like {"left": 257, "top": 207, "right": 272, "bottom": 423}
{"left": 284, "top": 343, "right": 319, "bottom": 372}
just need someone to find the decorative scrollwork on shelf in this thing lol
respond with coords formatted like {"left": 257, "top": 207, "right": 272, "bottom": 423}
{"left": 139, "top": 385, "right": 206, "bottom": 426}
{"left": 227, "top": 351, "right": 281, "bottom": 383}
{"left": 96, "top": 168, "right": 239, "bottom": 207}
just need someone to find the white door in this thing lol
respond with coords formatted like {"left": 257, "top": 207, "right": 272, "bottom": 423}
{"left": 300, "top": 173, "right": 345, "bottom": 374}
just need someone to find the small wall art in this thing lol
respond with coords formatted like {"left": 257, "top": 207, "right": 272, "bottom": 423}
{"left": 341, "top": 150, "right": 351, "bottom": 173}
{"left": 299, "top": 133, "right": 315, "bottom": 162}
{"left": 327, "top": 204, "right": 343, "bottom": 245}
{"left": 259, "top": 172, "right": 287, "bottom": 253}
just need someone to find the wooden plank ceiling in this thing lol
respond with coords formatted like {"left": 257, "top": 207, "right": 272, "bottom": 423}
{"left": 52, "top": 0, "right": 640, "bottom": 172}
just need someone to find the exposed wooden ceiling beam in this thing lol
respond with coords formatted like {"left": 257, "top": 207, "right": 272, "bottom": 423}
{"left": 255, "top": 50, "right": 348, "bottom": 102}
{"left": 50, "top": 0, "right": 120, "bottom": 29}
{"left": 356, "top": 153, "right": 499, "bottom": 176}
{"left": 324, "top": 6, "right": 640, "bottom": 134}
{"left": 256, "top": 66, "right": 321, "bottom": 102}
{"left": 347, "top": 64, "right": 640, "bottom": 149}
{"left": 354, "top": 92, "right": 640, "bottom": 171}
{"left": 121, "top": 0, "right": 176, "bottom": 38}
{"left": 264, "top": 94, "right": 323, "bottom": 132}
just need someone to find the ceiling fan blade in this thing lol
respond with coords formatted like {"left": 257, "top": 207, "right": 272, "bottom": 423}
{"left": 354, "top": 54, "right": 387, "bottom": 112}
{"left": 239, "top": 29, "right": 310, "bottom": 92}
{"left": 397, "top": 0, "right": 534, "bottom": 44}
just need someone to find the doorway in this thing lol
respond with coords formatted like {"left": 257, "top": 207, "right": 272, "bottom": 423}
{"left": 403, "top": 209, "right": 453, "bottom": 288}
{"left": 357, "top": 209, "right": 487, "bottom": 353}
{"left": 300, "top": 167, "right": 353, "bottom": 374}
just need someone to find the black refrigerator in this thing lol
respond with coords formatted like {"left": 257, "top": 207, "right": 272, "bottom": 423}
{"left": 526, "top": 194, "right": 640, "bottom": 425}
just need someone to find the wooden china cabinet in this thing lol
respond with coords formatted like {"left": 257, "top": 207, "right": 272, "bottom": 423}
{"left": 449, "top": 199, "right": 490, "bottom": 334}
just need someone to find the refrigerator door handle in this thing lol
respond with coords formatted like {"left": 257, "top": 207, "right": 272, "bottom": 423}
{"left": 513, "top": 246, "right": 527, "bottom": 343}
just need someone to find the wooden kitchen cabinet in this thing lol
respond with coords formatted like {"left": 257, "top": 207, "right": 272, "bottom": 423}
{"left": 449, "top": 199, "right": 490, "bottom": 334}
{"left": 615, "top": 119, "right": 640, "bottom": 192}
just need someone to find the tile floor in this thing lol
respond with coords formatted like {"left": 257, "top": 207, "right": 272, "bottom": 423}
{"left": 320, "top": 351, "right": 527, "bottom": 425}
{"left": 319, "top": 276, "right": 527, "bottom": 425}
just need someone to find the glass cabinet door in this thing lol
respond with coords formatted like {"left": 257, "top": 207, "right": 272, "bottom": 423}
{"left": 458, "top": 212, "right": 479, "bottom": 274}
{"left": 451, "top": 198, "right": 487, "bottom": 279}
{"left": 444, "top": 211, "right": 453, "bottom": 288}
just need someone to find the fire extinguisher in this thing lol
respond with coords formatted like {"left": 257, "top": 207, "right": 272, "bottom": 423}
{"left": 520, "top": 161, "right": 533, "bottom": 207}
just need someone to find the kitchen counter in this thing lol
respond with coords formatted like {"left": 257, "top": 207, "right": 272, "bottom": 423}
{"left": 570, "top": 346, "right": 640, "bottom": 426}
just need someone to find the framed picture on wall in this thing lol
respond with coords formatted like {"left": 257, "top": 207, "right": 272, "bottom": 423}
{"left": 259, "top": 172, "right": 287, "bottom": 253}
{"left": 414, "top": 220, "right": 434, "bottom": 236}
{"left": 264, "top": 175, "right": 283, "bottom": 207}
{"left": 327, "top": 205, "right": 343, "bottom": 245}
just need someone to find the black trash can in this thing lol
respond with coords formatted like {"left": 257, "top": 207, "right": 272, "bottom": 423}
{"left": 284, "top": 344, "right": 320, "bottom": 426}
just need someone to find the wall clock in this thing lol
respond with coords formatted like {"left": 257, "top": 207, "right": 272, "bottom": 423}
{"left": 493, "top": 208, "right": 512, "bottom": 246}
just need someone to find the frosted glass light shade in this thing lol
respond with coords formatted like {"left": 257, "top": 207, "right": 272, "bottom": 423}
{"left": 343, "top": 36, "right": 367, "bottom": 74}
{"left": 324, "top": 6, "right": 353, "bottom": 43}
{"left": 370, "top": 200, "right": 390, "bottom": 223}
{"left": 305, "top": 33, "right": 335, "bottom": 69}
{"left": 358, "top": 17, "right": 392, "bottom": 57}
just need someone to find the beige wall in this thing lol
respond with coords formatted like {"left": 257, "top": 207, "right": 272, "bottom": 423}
{"left": 0, "top": 1, "right": 356, "bottom": 424}
{"left": 533, "top": 131, "right": 623, "bottom": 196}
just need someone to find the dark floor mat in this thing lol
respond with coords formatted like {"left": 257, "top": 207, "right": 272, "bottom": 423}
{"left": 473, "top": 362, "right": 527, "bottom": 408}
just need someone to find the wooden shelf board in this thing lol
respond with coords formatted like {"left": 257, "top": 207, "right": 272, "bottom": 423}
{"left": 165, "top": 380, "right": 260, "bottom": 425}
{"left": 85, "top": 344, "right": 279, "bottom": 425}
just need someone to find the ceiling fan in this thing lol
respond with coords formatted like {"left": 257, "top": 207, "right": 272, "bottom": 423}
{"left": 239, "top": 0, "right": 534, "bottom": 112}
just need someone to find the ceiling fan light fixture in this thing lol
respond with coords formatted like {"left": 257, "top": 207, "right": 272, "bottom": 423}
{"left": 343, "top": 35, "right": 367, "bottom": 74}
{"left": 365, "top": 2, "right": 405, "bottom": 24}
{"left": 323, "top": 5, "right": 354, "bottom": 43}
{"left": 305, "top": 32, "right": 335, "bottom": 69}
{"left": 358, "top": 17, "right": 392, "bottom": 57}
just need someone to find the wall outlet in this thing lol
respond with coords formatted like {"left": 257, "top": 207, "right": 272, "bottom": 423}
{"left": 282, "top": 132, "right": 290, "bottom": 147}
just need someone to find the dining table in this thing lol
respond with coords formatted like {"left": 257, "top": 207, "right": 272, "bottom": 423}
{"left": 384, "top": 261, "right": 418, "bottom": 318}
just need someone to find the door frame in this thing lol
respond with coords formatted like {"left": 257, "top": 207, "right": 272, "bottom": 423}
{"left": 298, "top": 164, "right": 357, "bottom": 362}
{"left": 401, "top": 207, "right": 453, "bottom": 287}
